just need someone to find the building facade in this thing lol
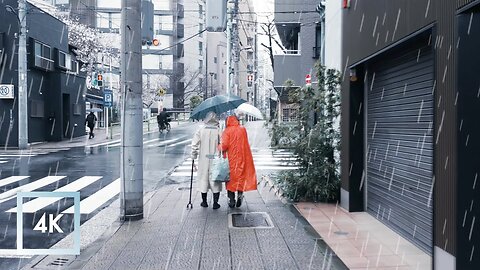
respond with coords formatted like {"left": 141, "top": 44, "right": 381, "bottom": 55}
{"left": 0, "top": 0, "right": 86, "bottom": 147}
{"left": 273, "top": 0, "right": 320, "bottom": 122}
{"left": 205, "top": 32, "right": 227, "bottom": 98}
{"left": 341, "top": 1, "right": 480, "bottom": 268}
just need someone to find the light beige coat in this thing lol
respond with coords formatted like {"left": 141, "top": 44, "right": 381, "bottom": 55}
{"left": 191, "top": 116, "right": 223, "bottom": 193}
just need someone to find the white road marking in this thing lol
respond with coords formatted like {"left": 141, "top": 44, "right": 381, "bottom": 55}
{"left": 6, "top": 176, "right": 102, "bottom": 213}
{"left": 63, "top": 178, "right": 120, "bottom": 214}
{"left": 0, "top": 161, "right": 7, "bottom": 164}
{"left": 0, "top": 176, "right": 29, "bottom": 188}
{"left": 0, "top": 176, "right": 66, "bottom": 204}
{"left": 0, "top": 154, "right": 36, "bottom": 157}
{"left": 166, "top": 139, "right": 192, "bottom": 148}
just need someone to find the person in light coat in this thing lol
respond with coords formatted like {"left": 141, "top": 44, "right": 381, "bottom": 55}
{"left": 191, "top": 112, "right": 223, "bottom": 209}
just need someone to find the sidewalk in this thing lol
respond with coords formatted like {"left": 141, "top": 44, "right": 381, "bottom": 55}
{"left": 22, "top": 120, "right": 347, "bottom": 270}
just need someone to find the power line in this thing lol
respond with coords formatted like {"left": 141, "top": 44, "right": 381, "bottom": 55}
{"left": 147, "top": 29, "right": 207, "bottom": 56}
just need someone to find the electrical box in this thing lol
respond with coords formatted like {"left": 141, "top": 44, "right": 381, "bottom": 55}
{"left": 206, "top": 0, "right": 227, "bottom": 32}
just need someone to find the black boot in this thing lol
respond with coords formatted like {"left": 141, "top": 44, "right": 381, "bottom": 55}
{"left": 228, "top": 191, "right": 236, "bottom": 208}
{"left": 236, "top": 191, "right": 244, "bottom": 207}
{"left": 213, "top": 193, "right": 220, "bottom": 209}
{"left": 200, "top": 193, "right": 208, "bottom": 207}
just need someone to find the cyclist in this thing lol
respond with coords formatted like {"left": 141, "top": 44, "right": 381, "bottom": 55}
{"left": 157, "top": 108, "right": 171, "bottom": 132}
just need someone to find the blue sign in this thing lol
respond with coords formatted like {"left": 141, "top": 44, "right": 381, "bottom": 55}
{"left": 104, "top": 89, "right": 113, "bottom": 107}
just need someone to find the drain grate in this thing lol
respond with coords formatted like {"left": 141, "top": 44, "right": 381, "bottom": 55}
{"left": 229, "top": 212, "right": 274, "bottom": 229}
{"left": 334, "top": 231, "right": 349, "bottom": 236}
{"left": 177, "top": 186, "right": 191, "bottom": 191}
{"left": 33, "top": 255, "right": 75, "bottom": 269}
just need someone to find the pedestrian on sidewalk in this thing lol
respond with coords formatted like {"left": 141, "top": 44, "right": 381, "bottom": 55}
{"left": 191, "top": 112, "right": 222, "bottom": 209}
{"left": 85, "top": 112, "right": 97, "bottom": 139}
{"left": 219, "top": 115, "right": 257, "bottom": 208}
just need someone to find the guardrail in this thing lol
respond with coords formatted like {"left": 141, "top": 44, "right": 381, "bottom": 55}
{"left": 106, "top": 116, "right": 190, "bottom": 139}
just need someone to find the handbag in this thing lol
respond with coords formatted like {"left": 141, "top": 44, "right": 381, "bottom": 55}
{"left": 210, "top": 134, "right": 230, "bottom": 182}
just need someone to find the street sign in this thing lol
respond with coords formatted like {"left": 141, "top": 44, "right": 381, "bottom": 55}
{"left": 305, "top": 74, "right": 312, "bottom": 86}
{"left": 0, "top": 84, "right": 14, "bottom": 99}
{"left": 104, "top": 89, "right": 113, "bottom": 107}
{"left": 86, "top": 76, "right": 92, "bottom": 89}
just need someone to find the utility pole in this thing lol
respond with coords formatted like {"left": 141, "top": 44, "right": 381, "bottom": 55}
{"left": 120, "top": 0, "right": 143, "bottom": 221}
{"left": 232, "top": 0, "right": 240, "bottom": 96}
{"left": 18, "top": 0, "right": 28, "bottom": 149}
{"left": 226, "top": 5, "right": 232, "bottom": 95}
{"left": 253, "top": 18, "right": 258, "bottom": 107}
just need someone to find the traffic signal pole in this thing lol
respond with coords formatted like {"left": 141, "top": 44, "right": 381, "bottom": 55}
{"left": 120, "top": 0, "right": 143, "bottom": 220}
{"left": 18, "top": 0, "right": 28, "bottom": 149}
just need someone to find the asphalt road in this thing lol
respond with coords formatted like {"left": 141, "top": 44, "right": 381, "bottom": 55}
{"left": 0, "top": 122, "right": 199, "bottom": 269}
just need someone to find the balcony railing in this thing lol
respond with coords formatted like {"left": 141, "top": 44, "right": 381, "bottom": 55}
{"left": 34, "top": 55, "right": 54, "bottom": 71}
{"left": 278, "top": 49, "right": 301, "bottom": 55}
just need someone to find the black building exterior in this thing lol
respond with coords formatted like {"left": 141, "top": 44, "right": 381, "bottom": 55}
{"left": 0, "top": 0, "right": 86, "bottom": 147}
{"left": 341, "top": 0, "right": 480, "bottom": 269}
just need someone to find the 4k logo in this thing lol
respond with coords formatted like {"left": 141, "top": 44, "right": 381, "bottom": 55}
{"left": 33, "top": 213, "right": 64, "bottom": 233}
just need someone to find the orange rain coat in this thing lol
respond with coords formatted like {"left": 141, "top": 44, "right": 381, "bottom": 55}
{"left": 219, "top": 116, "right": 257, "bottom": 192}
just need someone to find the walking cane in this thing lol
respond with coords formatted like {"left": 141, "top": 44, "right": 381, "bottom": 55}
{"left": 186, "top": 159, "right": 194, "bottom": 209}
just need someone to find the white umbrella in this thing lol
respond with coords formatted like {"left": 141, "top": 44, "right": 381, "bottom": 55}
{"left": 236, "top": 103, "right": 264, "bottom": 119}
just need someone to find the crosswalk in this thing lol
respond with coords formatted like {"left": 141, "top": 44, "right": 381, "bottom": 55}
{"left": 0, "top": 148, "right": 71, "bottom": 165}
{"left": 170, "top": 149, "right": 299, "bottom": 177}
{"left": 0, "top": 175, "right": 119, "bottom": 215}
{"left": 86, "top": 136, "right": 192, "bottom": 149}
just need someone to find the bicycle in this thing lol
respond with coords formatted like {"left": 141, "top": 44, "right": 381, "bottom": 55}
{"left": 158, "top": 120, "right": 171, "bottom": 134}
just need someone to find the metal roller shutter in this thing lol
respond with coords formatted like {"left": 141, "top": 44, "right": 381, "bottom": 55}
{"left": 366, "top": 43, "right": 434, "bottom": 254}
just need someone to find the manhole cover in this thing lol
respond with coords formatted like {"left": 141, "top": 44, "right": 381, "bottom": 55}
{"left": 334, "top": 231, "right": 349, "bottom": 235}
{"left": 229, "top": 212, "right": 274, "bottom": 229}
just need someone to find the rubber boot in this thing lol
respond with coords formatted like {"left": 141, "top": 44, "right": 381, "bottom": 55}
{"left": 236, "top": 191, "right": 244, "bottom": 207}
{"left": 212, "top": 193, "right": 221, "bottom": 209}
{"left": 228, "top": 191, "right": 236, "bottom": 208}
{"left": 200, "top": 192, "right": 208, "bottom": 207}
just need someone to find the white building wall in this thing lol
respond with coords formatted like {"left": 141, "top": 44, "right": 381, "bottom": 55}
{"left": 325, "top": 0, "right": 342, "bottom": 71}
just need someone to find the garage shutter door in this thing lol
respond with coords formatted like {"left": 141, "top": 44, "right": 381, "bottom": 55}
{"left": 366, "top": 42, "right": 434, "bottom": 254}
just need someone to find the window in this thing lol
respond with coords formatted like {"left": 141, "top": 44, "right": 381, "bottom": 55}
{"left": 213, "top": 57, "right": 217, "bottom": 64}
{"left": 199, "top": 23, "right": 203, "bottom": 37}
{"left": 282, "top": 108, "right": 298, "bottom": 122}
{"left": 58, "top": 51, "right": 72, "bottom": 70}
{"left": 247, "top": 51, "right": 254, "bottom": 60}
{"left": 221, "top": 68, "right": 224, "bottom": 74}
{"left": 30, "top": 100, "right": 45, "bottom": 118}
{"left": 247, "top": 64, "right": 253, "bottom": 72}
{"left": 198, "top": 78, "right": 203, "bottom": 88}
{"left": 33, "top": 41, "right": 53, "bottom": 71}
{"left": 198, "top": 42, "right": 203, "bottom": 56}
{"left": 199, "top": 60, "right": 203, "bottom": 70}
{"left": 247, "top": 37, "right": 254, "bottom": 46}
{"left": 213, "top": 73, "right": 217, "bottom": 80}
{"left": 70, "top": 60, "right": 79, "bottom": 73}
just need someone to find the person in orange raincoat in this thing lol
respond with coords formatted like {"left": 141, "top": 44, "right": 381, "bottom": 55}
{"left": 219, "top": 115, "right": 257, "bottom": 208}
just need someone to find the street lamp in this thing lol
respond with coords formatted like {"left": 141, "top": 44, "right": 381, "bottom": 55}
{"left": 209, "top": 72, "right": 214, "bottom": 97}
{"left": 6, "top": 2, "right": 28, "bottom": 149}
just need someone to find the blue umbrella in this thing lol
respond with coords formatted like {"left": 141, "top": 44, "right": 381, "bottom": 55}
{"left": 190, "top": 94, "right": 246, "bottom": 120}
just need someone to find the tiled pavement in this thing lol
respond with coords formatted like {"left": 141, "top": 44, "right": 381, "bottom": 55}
{"left": 295, "top": 203, "right": 432, "bottom": 270}
{"left": 37, "top": 182, "right": 347, "bottom": 270}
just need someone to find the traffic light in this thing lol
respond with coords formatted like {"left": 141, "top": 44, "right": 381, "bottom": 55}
{"left": 97, "top": 73, "right": 103, "bottom": 87}
{"left": 247, "top": 74, "right": 254, "bottom": 88}
{"left": 142, "top": 38, "right": 160, "bottom": 46}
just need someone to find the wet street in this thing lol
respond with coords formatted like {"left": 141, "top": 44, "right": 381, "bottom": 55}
{"left": 0, "top": 123, "right": 199, "bottom": 269}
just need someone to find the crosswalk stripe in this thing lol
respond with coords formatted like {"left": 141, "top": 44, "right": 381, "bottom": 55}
{"left": 6, "top": 176, "right": 102, "bottom": 213}
{"left": 63, "top": 178, "right": 120, "bottom": 215}
{"left": 146, "top": 137, "right": 184, "bottom": 147}
{"left": 166, "top": 139, "right": 192, "bottom": 148}
{"left": 0, "top": 176, "right": 65, "bottom": 204}
{"left": 0, "top": 176, "right": 29, "bottom": 188}
{"left": 0, "top": 154, "right": 36, "bottom": 157}
{"left": 0, "top": 161, "right": 7, "bottom": 164}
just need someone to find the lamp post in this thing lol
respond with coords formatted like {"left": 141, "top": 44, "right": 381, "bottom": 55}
{"left": 209, "top": 72, "right": 214, "bottom": 97}
{"left": 6, "top": 2, "right": 28, "bottom": 149}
